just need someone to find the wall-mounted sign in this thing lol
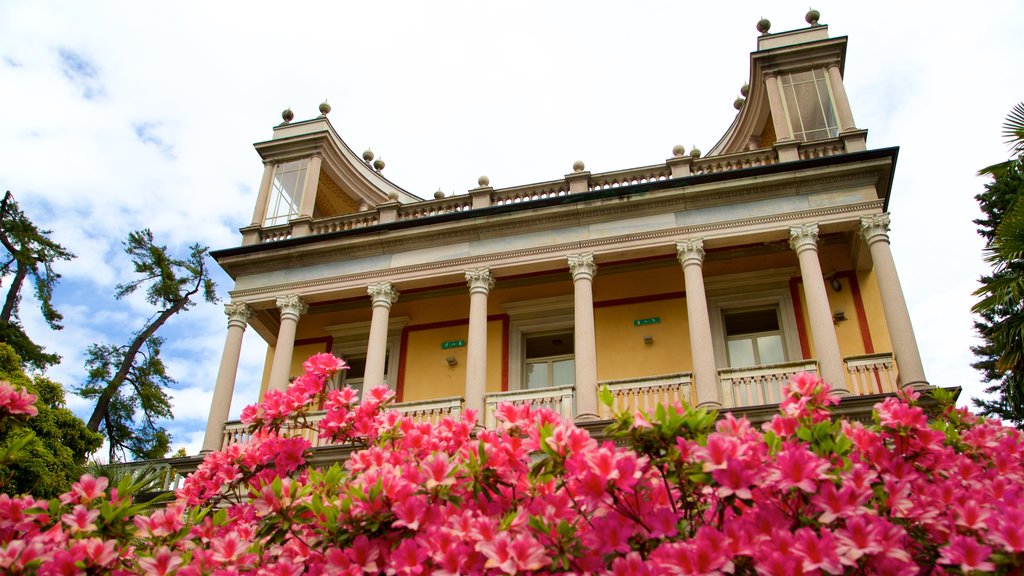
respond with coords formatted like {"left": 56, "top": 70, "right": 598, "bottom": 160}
{"left": 633, "top": 317, "right": 661, "bottom": 327}
{"left": 441, "top": 339, "right": 466, "bottom": 349}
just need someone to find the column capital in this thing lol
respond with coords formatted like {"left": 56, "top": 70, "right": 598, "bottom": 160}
{"left": 276, "top": 295, "right": 308, "bottom": 321}
{"left": 675, "top": 238, "right": 706, "bottom": 266}
{"left": 860, "top": 213, "right": 891, "bottom": 245}
{"left": 368, "top": 281, "right": 399, "bottom": 307}
{"left": 568, "top": 253, "right": 597, "bottom": 282}
{"left": 789, "top": 223, "right": 820, "bottom": 253}
{"left": 224, "top": 302, "right": 252, "bottom": 329}
{"left": 465, "top": 268, "right": 495, "bottom": 294}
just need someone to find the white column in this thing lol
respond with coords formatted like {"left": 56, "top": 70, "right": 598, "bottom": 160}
{"left": 268, "top": 295, "right": 308, "bottom": 392}
{"left": 569, "top": 254, "right": 599, "bottom": 421}
{"left": 676, "top": 239, "right": 721, "bottom": 408}
{"left": 464, "top": 269, "right": 494, "bottom": 416}
{"left": 789, "top": 225, "right": 849, "bottom": 394}
{"left": 365, "top": 282, "right": 398, "bottom": 388}
{"left": 827, "top": 64, "right": 857, "bottom": 133}
{"left": 202, "top": 302, "right": 251, "bottom": 452}
{"left": 250, "top": 162, "right": 276, "bottom": 226}
{"left": 860, "top": 214, "right": 928, "bottom": 389}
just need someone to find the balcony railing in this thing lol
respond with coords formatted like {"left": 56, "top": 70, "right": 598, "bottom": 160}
{"left": 597, "top": 373, "right": 693, "bottom": 419}
{"left": 718, "top": 360, "right": 819, "bottom": 409}
{"left": 220, "top": 396, "right": 464, "bottom": 450}
{"left": 243, "top": 136, "right": 862, "bottom": 245}
{"left": 845, "top": 353, "right": 898, "bottom": 395}
{"left": 482, "top": 385, "right": 575, "bottom": 429}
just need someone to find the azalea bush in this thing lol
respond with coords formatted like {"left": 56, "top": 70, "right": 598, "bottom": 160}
{"left": 2, "top": 354, "right": 1024, "bottom": 574}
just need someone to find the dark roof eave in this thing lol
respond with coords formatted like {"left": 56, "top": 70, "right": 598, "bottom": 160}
{"left": 212, "top": 146, "right": 899, "bottom": 262}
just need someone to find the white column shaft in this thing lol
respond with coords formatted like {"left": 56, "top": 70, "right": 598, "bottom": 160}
{"left": 677, "top": 241, "right": 721, "bottom": 408}
{"left": 251, "top": 163, "right": 276, "bottom": 226}
{"left": 364, "top": 282, "right": 398, "bottom": 389}
{"left": 765, "top": 74, "right": 794, "bottom": 140}
{"left": 790, "top": 226, "right": 848, "bottom": 393}
{"left": 465, "top": 289, "right": 490, "bottom": 414}
{"left": 297, "top": 155, "right": 322, "bottom": 218}
{"left": 268, "top": 296, "right": 307, "bottom": 392}
{"left": 862, "top": 215, "right": 927, "bottom": 388}
{"left": 569, "top": 254, "right": 598, "bottom": 420}
{"left": 202, "top": 304, "right": 250, "bottom": 452}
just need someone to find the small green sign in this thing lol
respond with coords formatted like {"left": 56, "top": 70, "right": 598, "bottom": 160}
{"left": 441, "top": 339, "right": 466, "bottom": 349}
{"left": 633, "top": 317, "right": 661, "bottom": 327}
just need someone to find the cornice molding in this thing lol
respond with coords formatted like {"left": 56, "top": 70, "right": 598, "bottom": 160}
{"left": 227, "top": 199, "right": 884, "bottom": 302}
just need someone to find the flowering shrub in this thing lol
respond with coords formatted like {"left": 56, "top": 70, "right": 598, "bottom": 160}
{"left": 2, "top": 352, "right": 1024, "bottom": 574}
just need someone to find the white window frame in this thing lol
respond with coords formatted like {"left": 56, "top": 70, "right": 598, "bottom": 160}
{"left": 503, "top": 296, "right": 575, "bottom": 391}
{"left": 778, "top": 67, "right": 840, "bottom": 142}
{"left": 264, "top": 159, "right": 308, "bottom": 226}
{"left": 705, "top": 271, "right": 802, "bottom": 370}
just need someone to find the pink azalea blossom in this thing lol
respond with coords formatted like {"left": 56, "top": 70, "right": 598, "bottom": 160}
{"left": 0, "top": 380, "right": 37, "bottom": 417}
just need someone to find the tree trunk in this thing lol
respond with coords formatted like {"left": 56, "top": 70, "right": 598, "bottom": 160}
{"left": 86, "top": 296, "right": 190, "bottom": 432}
{"left": 1, "top": 262, "right": 27, "bottom": 325}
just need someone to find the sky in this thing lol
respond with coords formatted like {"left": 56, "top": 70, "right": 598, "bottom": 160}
{"left": 1, "top": 1, "right": 1022, "bottom": 458}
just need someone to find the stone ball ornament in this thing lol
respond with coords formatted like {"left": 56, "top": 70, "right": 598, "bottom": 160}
{"left": 281, "top": 108, "right": 294, "bottom": 123}
{"left": 362, "top": 149, "right": 374, "bottom": 162}
{"left": 478, "top": 175, "right": 490, "bottom": 187}
{"left": 672, "top": 144, "right": 686, "bottom": 157}
{"left": 319, "top": 101, "right": 332, "bottom": 115}
{"left": 572, "top": 160, "right": 585, "bottom": 172}
{"left": 756, "top": 18, "right": 771, "bottom": 34}
{"left": 806, "top": 8, "right": 820, "bottom": 25}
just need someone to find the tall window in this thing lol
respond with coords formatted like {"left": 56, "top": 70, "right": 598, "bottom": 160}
{"left": 780, "top": 69, "right": 839, "bottom": 142}
{"left": 524, "top": 331, "right": 574, "bottom": 389}
{"left": 264, "top": 159, "right": 308, "bottom": 226}
{"left": 724, "top": 308, "right": 786, "bottom": 368}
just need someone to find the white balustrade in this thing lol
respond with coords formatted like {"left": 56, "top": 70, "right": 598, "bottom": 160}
{"left": 844, "top": 353, "right": 898, "bottom": 395}
{"left": 718, "top": 360, "right": 819, "bottom": 408}
{"left": 691, "top": 150, "right": 778, "bottom": 175}
{"left": 597, "top": 373, "right": 693, "bottom": 419}
{"left": 483, "top": 385, "right": 575, "bottom": 429}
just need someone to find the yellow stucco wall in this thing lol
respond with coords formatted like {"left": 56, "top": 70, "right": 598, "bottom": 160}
{"left": 595, "top": 298, "right": 690, "bottom": 380}
{"left": 856, "top": 268, "right": 892, "bottom": 354}
{"left": 400, "top": 320, "right": 505, "bottom": 402}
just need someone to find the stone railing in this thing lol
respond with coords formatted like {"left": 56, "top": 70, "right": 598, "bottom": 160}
{"left": 220, "top": 396, "right": 464, "bottom": 450}
{"left": 718, "top": 360, "right": 819, "bottom": 408}
{"left": 492, "top": 180, "right": 570, "bottom": 205}
{"left": 243, "top": 136, "right": 858, "bottom": 244}
{"left": 798, "top": 140, "right": 846, "bottom": 160}
{"left": 845, "top": 353, "right": 898, "bottom": 395}
{"left": 588, "top": 164, "right": 671, "bottom": 191}
{"left": 597, "top": 373, "right": 693, "bottom": 419}
{"left": 691, "top": 149, "right": 778, "bottom": 175}
{"left": 310, "top": 213, "right": 380, "bottom": 235}
{"left": 397, "top": 197, "right": 473, "bottom": 220}
{"left": 483, "top": 385, "right": 575, "bottom": 429}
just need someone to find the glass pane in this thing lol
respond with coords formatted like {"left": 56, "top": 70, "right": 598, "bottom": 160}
{"left": 343, "top": 357, "right": 367, "bottom": 379}
{"left": 796, "top": 81, "right": 826, "bottom": 135}
{"left": 724, "top": 309, "right": 779, "bottom": 335}
{"left": 728, "top": 339, "right": 756, "bottom": 368}
{"left": 757, "top": 335, "right": 785, "bottom": 365}
{"left": 526, "top": 361, "right": 549, "bottom": 389}
{"left": 525, "top": 332, "right": 574, "bottom": 358}
{"left": 552, "top": 359, "right": 574, "bottom": 386}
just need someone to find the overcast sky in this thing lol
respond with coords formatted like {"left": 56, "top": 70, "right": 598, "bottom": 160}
{"left": 1, "top": 1, "right": 1022, "bottom": 457}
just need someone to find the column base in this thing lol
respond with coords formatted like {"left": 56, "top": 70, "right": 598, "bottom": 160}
{"left": 900, "top": 380, "right": 931, "bottom": 391}
{"left": 695, "top": 400, "right": 723, "bottom": 411}
{"left": 574, "top": 412, "right": 601, "bottom": 423}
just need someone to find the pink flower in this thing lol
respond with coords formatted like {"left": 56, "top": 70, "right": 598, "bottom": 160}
{"left": 61, "top": 474, "right": 108, "bottom": 505}
{"left": 938, "top": 535, "right": 994, "bottom": 573}
{"left": 137, "top": 546, "right": 184, "bottom": 576}
{"left": 768, "top": 443, "right": 829, "bottom": 493}
{"left": 61, "top": 505, "right": 99, "bottom": 534}
{"left": 387, "top": 538, "right": 427, "bottom": 575}
{"left": 0, "top": 380, "right": 37, "bottom": 417}
{"left": 302, "top": 353, "right": 348, "bottom": 378}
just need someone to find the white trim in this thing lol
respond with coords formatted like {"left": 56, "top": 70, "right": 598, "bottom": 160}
{"left": 707, "top": 275, "right": 801, "bottom": 370}
{"left": 503, "top": 296, "right": 574, "bottom": 390}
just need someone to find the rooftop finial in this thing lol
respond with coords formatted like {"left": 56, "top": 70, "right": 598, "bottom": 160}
{"left": 672, "top": 144, "right": 686, "bottom": 157}
{"left": 805, "top": 8, "right": 820, "bottom": 26}
{"left": 319, "top": 100, "right": 332, "bottom": 116}
{"left": 756, "top": 17, "right": 771, "bottom": 35}
{"left": 478, "top": 175, "right": 490, "bottom": 187}
{"left": 373, "top": 157, "right": 385, "bottom": 172}
{"left": 572, "top": 160, "right": 585, "bottom": 172}
{"left": 362, "top": 149, "right": 374, "bottom": 162}
{"left": 690, "top": 146, "right": 702, "bottom": 159}
{"left": 434, "top": 189, "right": 446, "bottom": 199}
{"left": 281, "top": 107, "right": 294, "bottom": 124}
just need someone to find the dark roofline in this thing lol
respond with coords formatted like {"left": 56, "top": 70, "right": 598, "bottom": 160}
{"left": 212, "top": 146, "right": 899, "bottom": 261}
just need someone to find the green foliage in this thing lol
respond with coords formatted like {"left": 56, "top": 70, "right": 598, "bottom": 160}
{"left": 81, "top": 229, "right": 217, "bottom": 462}
{"left": 973, "top": 104, "right": 1024, "bottom": 426}
{"left": 79, "top": 337, "right": 174, "bottom": 462}
{"left": 0, "top": 191, "right": 74, "bottom": 370}
{"left": 0, "top": 344, "right": 103, "bottom": 497}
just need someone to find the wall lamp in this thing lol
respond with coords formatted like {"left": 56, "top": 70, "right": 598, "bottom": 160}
{"left": 446, "top": 356, "right": 458, "bottom": 367}
{"left": 824, "top": 271, "right": 843, "bottom": 292}
{"left": 643, "top": 335, "right": 654, "bottom": 345}
{"left": 832, "top": 310, "right": 847, "bottom": 324}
